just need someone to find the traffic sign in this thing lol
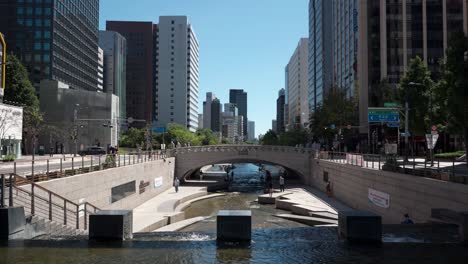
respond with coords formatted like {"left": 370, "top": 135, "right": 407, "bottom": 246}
{"left": 152, "top": 126, "right": 166, "bottom": 133}
{"left": 387, "top": 122, "right": 400, "bottom": 128}
{"left": 425, "top": 134, "right": 439, "bottom": 149}
{"left": 384, "top": 102, "right": 399, "bottom": 108}
{"left": 400, "top": 132, "right": 411, "bottom": 137}
{"left": 368, "top": 110, "right": 399, "bottom": 122}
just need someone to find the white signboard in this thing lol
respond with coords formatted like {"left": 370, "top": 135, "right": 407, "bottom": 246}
{"left": 368, "top": 188, "right": 390, "bottom": 208}
{"left": 0, "top": 103, "right": 23, "bottom": 140}
{"left": 425, "top": 134, "right": 439, "bottom": 150}
{"left": 154, "top": 177, "right": 163, "bottom": 188}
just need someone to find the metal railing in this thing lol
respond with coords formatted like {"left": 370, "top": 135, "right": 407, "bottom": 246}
{"left": 0, "top": 150, "right": 169, "bottom": 184}
{"left": 318, "top": 151, "right": 468, "bottom": 185}
{"left": 0, "top": 173, "right": 100, "bottom": 230}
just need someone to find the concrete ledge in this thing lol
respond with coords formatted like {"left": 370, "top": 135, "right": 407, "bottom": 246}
{"left": 0, "top": 207, "right": 26, "bottom": 240}
{"left": 217, "top": 210, "right": 251, "bottom": 242}
{"left": 153, "top": 216, "right": 207, "bottom": 232}
{"left": 290, "top": 204, "right": 330, "bottom": 216}
{"left": 165, "top": 212, "right": 185, "bottom": 224}
{"left": 136, "top": 217, "right": 169, "bottom": 233}
{"left": 309, "top": 211, "right": 338, "bottom": 220}
{"left": 275, "top": 199, "right": 299, "bottom": 210}
{"left": 338, "top": 211, "right": 382, "bottom": 244}
{"left": 258, "top": 192, "right": 291, "bottom": 204}
{"left": 175, "top": 193, "right": 226, "bottom": 212}
{"left": 89, "top": 210, "right": 133, "bottom": 241}
{"left": 274, "top": 214, "right": 338, "bottom": 226}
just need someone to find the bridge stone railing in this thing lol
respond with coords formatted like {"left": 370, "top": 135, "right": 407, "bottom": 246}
{"left": 170, "top": 145, "right": 314, "bottom": 156}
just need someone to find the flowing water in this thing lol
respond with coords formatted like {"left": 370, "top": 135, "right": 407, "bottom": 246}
{"left": 1, "top": 163, "right": 467, "bottom": 263}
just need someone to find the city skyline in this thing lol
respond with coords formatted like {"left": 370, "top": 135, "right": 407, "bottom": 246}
{"left": 99, "top": 0, "right": 309, "bottom": 137}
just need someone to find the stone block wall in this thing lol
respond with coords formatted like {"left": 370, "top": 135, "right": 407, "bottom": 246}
{"left": 37, "top": 158, "right": 175, "bottom": 210}
{"left": 308, "top": 159, "right": 468, "bottom": 224}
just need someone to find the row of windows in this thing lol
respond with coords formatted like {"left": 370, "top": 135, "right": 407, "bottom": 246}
{"left": 17, "top": 7, "right": 52, "bottom": 16}
{"left": 17, "top": 0, "right": 52, "bottom": 3}
{"left": 17, "top": 18, "right": 51, "bottom": 27}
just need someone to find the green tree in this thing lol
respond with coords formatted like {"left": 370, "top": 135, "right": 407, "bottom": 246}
{"left": 260, "top": 130, "right": 278, "bottom": 145}
{"left": 195, "top": 128, "right": 220, "bottom": 145}
{"left": 278, "top": 127, "right": 308, "bottom": 146}
{"left": 398, "top": 56, "right": 434, "bottom": 135}
{"left": 370, "top": 78, "right": 397, "bottom": 107}
{"left": 3, "top": 53, "right": 42, "bottom": 155}
{"left": 437, "top": 32, "right": 468, "bottom": 164}
{"left": 167, "top": 123, "right": 201, "bottom": 146}
{"left": 119, "top": 127, "right": 145, "bottom": 148}
{"left": 310, "top": 88, "right": 356, "bottom": 146}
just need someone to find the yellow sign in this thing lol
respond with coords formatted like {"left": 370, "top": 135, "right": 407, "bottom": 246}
{"left": 0, "top": 32, "right": 5, "bottom": 96}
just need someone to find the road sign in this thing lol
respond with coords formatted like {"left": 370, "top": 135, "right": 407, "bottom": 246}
{"left": 384, "top": 102, "right": 399, "bottom": 108}
{"left": 368, "top": 110, "right": 399, "bottom": 122}
{"left": 387, "top": 122, "right": 400, "bottom": 128}
{"left": 127, "top": 117, "right": 134, "bottom": 124}
{"left": 152, "top": 126, "right": 166, "bottom": 133}
{"left": 426, "top": 134, "right": 439, "bottom": 149}
{"left": 400, "top": 132, "right": 411, "bottom": 137}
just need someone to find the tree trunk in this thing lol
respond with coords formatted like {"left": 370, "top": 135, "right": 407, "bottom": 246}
{"left": 465, "top": 127, "right": 468, "bottom": 166}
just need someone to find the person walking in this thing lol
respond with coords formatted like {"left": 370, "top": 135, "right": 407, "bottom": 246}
{"left": 199, "top": 169, "right": 203, "bottom": 181}
{"left": 279, "top": 175, "right": 285, "bottom": 192}
{"left": 174, "top": 178, "right": 180, "bottom": 193}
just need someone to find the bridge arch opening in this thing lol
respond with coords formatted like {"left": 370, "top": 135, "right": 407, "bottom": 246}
{"left": 181, "top": 158, "right": 304, "bottom": 182}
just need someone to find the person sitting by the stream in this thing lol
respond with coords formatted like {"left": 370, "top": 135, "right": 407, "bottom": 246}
{"left": 401, "top": 214, "right": 414, "bottom": 224}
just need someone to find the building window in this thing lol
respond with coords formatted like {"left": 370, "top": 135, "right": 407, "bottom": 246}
{"left": 35, "top": 8, "right": 42, "bottom": 15}
{"left": 34, "top": 42, "right": 41, "bottom": 50}
{"left": 35, "top": 31, "right": 41, "bottom": 39}
{"left": 17, "top": 8, "right": 24, "bottom": 15}
{"left": 44, "top": 19, "right": 51, "bottom": 27}
{"left": 43, "top": 43, "right": 50, "bottom": 50}
{"left": 44, "top": 31, "right": 50, "bottom": 38}
{"left": 43, "top": 54, "right": 50, "bottom": 62}
{"left": 172, "top": 20, "right": 175, "bottom": 24}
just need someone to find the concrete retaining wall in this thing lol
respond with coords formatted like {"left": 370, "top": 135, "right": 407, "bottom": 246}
{"left": 37, "top": 158, "right": 175, "bottom": 210}
{"left": 309, "top": 159, "right": 468, "bottom": 224}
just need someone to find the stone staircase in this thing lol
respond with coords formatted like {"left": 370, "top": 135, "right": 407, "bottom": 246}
{"left": 25, "top": 215, "right": 88, "bottom": 239}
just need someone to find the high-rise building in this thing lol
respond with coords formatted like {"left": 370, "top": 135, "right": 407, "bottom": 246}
{"left": 309, "top": 0, "right": 468, "bottom": 135}
{"left": 0, "top": 0, "right": 100, "bottom": 93}
{"left": 272, "top": 120, "right": 277, "bottom": 133}
{"left": 210, "top": 98, "right": 222, "bottom": 132}
{"left": 247, "top": 121, "right": 255, "bottom": 141}
{"left": 99, "top": 30, "right": 127, "bottom": 125}
{"left": 154, "top": 16, "right": 199, "bottom": 132}
{"left": 229, "top": 89, "right": 248, "bottom": 138}
{"left": 286, "top": 38, "right": 309, "bottom": 129}
{"left": 276, "top": 88, "right": 286, "bottom": 133}
{"left": 309, "top": 0, "right": 333, "bottom": 116}
{"left": 203, "top": 92, "right": 215, "bottom": 129}
{"left": 106, "top": 21, "right": 155, "bottom": 128}
{"left": 97, "top": 47, "right": 104, "bottom": 92}
{"left": 198, "top": 114, "right": 203, "bottom": 129}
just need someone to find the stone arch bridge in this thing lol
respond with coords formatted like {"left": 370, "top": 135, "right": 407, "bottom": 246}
{"left": 171, "top": 145, "right": 314, "bottom": 181}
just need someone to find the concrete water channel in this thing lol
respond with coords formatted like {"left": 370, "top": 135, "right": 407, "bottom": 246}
{"left": 1, "top": 163, "right": 467, "bottom": 263}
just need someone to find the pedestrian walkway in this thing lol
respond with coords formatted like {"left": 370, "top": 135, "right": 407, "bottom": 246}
{"left": 133, "top": 186, "right": 208, "bottom": 232}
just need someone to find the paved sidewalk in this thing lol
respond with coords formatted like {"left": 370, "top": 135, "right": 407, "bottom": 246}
{"left": 133, "top": 186, "right": 208, "bottom": 232}
{"left": 281, "top": 185, "right": 352, "bottom": 213}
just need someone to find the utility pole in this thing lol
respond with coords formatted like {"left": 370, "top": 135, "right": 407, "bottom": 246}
{"left": 404, "top": 101, "right": 409, "bottom": 162}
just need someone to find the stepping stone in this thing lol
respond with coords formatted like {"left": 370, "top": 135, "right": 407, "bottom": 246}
{"left": 274, "top": 214, "right": 338, "bottom": 226}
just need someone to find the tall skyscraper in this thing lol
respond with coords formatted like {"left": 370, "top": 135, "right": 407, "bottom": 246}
{"left": 286, "top": 38, "right": 309, "bottom": 128}
{"left": 276, "top": 88, "right": 286, "bottom": 133}
{"left": 0, "top": 0, "right": 100, "bottom": 93}
{"left": 309, "top": 0, "right": 333, "bottom": 116}
{"left": 229, "top": 89, "right": 248, "bottom": 138}
{"left": 272, "top": 120, "right": 277, "bottom": 133}
{"left": 106, "top": 21, "right": 155, "bottom": 128}
{"left": 198, "top": 114, "right": 203, "bottom": 129}
{"left": 154, "top": 16, "right": 199, "bottom": 132}
{"left": 309, "top": 0, "right": 467, "bottom": 135}
{"left": 203, "top": 92, "right": 215, "bottom": 129}
{"left": 99, "top": 30, "right": 127, "bottom": 125}
{"left": 210, "top": 98, "right": 222, "bottom": 132}
{"left": 247, "top": 121, "right": 256, "bottom": 141}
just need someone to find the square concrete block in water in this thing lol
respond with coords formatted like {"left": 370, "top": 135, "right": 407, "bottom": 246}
{"left": 89, "top": 210, "right": 133, "bottom": 241}
{"left": 338, "top": 211, "right": 382, "bottom": 243}
{"left": 217, "top": 210, "right": 251, "bottom": 242}
{"left": 0, "top": 207, "right": 26, "bottom": 239}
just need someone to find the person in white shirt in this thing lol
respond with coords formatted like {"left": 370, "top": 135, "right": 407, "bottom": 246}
{"left": 279, "top": 175, "right": 285, "bottom": 192}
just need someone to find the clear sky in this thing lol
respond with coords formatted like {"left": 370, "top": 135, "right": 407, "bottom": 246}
{"left": 99, "top": 0, "right": 309, "bottom": 137}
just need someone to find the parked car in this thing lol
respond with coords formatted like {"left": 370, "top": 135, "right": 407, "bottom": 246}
{"left": 79, "top": 146, "right": 106, "bottom": 156}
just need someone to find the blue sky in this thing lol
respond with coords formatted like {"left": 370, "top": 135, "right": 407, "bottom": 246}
{"left": 100, "top": 0, "right": 308, "bottom": 137}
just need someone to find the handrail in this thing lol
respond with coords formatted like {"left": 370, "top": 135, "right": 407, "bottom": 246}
{"left": 1, "top": 173, "right": 100, "bottom": 230}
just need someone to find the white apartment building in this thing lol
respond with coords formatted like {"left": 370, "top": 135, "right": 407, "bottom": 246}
{"left": 154, "top": 16, "right": 199, "bottom": 132}
{"left": 285, "top": 38, "right": 309, "bottom": 129}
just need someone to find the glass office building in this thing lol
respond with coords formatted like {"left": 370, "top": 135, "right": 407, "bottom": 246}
{"left": 0, "top": 0, "right": 99, "bottom": 92}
